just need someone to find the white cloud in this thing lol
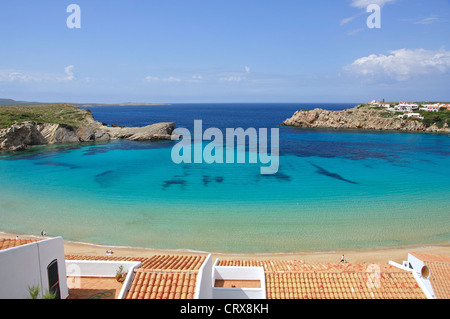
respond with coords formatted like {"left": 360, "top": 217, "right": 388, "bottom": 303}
{"left": 145, "top": 75, "right": 182, "bottom": 83}
{"left": 340, "top": 11, "right": 365, "bottom": 25}
{"left": 0, "top": 65, "right": 77, "bottom": 83}
{"left": 349, "top": 0, "right": 396, "bottom": 9}
{"left": 217, "top": 67, "right": 251, "bottom": 82}
{"left": 341, "top": 0, "right": 395, "bottom": 27}
{"left": 347, "top": 28, "right": 365, "bottom": 36}
{"left": 344, "top": 48, "right": 450, "bottom": 81}
{"left": 219, "top": 76, "right": 245, "bottom": 82}
{"left": 0, "top": 70, "right": 34, "bottom": 82}
{"left": 415, "top": 16, "right": 440, "bottom": 25}
{"left": 189, "top": 75, "right": 204, "bottom": 83}
{"left": 165, "top": 76, "right": 182, "bottom": 82}
{"left": 64, "top": 65, "right": 75, "bottom": 81}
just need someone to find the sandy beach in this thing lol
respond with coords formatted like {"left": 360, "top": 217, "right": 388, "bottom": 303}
{"left": 3, "top": 230, "right": 450, "bottom": 265}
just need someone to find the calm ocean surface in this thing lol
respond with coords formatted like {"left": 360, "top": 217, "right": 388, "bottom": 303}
{"left": 1, "top": 103, "right": 449, "bottom": 253}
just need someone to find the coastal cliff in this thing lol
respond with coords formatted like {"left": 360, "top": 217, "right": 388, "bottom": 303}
{"left": 281, "top": 105, "right": 450, "bottom": 133}
{"left": 0, "top": 104, "right": 176, "bottom": 151}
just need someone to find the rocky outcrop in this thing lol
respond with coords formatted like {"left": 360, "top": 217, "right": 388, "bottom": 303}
{"left": 0, "top": 122, "right": 47, "bottom": 151}
{"left": 0, "top": 120, "right": 176, "bottom": 151}
{"left": 101, "top": 122, "right": 176, "bottom": 141}
{"left": 281, "top": 106, "right": 449, "bottom": 133}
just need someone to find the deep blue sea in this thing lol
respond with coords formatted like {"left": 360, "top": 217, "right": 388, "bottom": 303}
{"left": 1, "top": 103, "right": 449, "bottom": 253}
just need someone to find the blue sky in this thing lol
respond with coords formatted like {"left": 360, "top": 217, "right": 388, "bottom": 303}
{"left": 0, "top": 0, "right": 449, "bottom": 103}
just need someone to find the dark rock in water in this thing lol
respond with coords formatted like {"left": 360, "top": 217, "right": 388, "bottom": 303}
{"left": 94, "top": 170, "right": 116, "bottom": 187}
{"left": 309, "top": 161, "right": 358, "bottom": 185}
{"left": 35, "top": 160, "right": 79, "bottom": 169}
{"left": 203, "top": 175, "right": 212, "bottom": 186}
{"left": 261, "top": 172, "right": 291, "bottom": 182}
{"left": 96, "top": 170, "right": 114, "bottom": 178}
{"left": 215, "top": 176, "right": 224, "bottom": 183}
{"left": 162, "top": 178, "right": 187, "bottom": 189}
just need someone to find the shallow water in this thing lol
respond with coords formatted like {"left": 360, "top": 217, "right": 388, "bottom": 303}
{"left": 1, "top": 103, "right": 449, "bottom": 253}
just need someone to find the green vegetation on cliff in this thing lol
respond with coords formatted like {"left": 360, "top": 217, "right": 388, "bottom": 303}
{"left": 0, "top": 104, "right": 94, "bottom": 130}
{"left": 419, "top": 108, "right": 450, "bottom": 129}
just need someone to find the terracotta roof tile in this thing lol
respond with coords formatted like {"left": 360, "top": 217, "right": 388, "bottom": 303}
{"left": 126, "top": 270, "right": 198, "bottom": 299}
{"left": 65, "top": 255, "right": 147, "bottom": 263}
{"left": 265, "top": 271, "right": 425, "bottom": 299}
{"left": 65, "top": 254, "right": 206, "bottom": 271}
{"left": 0, "top": 238, "right": 41, "bottom": 251}
{"left": 425, "top": 262, "right": 450, "bottom": 299}
{"left": 66, "top": 254, "right": 206, "bottom": 299}
{"left": 410, "top": 252, "right": 450, "bottom": 299}
{"left": 410, "top": 252, "right": 450, "bottom": 264}
{"left": 219, "top": 259, "right": 426, "bottom": 299}
{"left": 140, "top": 254, "right": 206, "bottom": 271}
{"left": 218, "top": 260, "right": 403, "bottom": 273}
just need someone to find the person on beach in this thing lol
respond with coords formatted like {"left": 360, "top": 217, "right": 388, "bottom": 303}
{"left": 340, "top": 255, "right": 345, "bottom": 263}
{"left": 41, "top": 230, "right": 47, "bottom": 237}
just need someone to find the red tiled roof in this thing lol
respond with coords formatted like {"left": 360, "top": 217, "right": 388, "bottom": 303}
{"left": 62, "top": 252, "right": 209, "bottom": 299}
{"left": 65, "top": 255, "right": 147, "bottom": 263}
{"left": 266, "top": 271, "right": 424, "bottom": 299}
{"left": 218, "top": 259, "right": 426, "bottom": 299}
{"left": 126, "top": 270, "right": 197, "bottom": 299}
{"left": 140, "top": 254, "right": 206, "bottom": 271}
{"left": 0, "top": 238, "right": 41, "bottom": 251}
{"left": 127, "top": 255, "right": 205, "bottom": 299}
{"left": 65, "top": 254, "right": 206, "bottom": 271}
{"left": 217, "top": 259, "right": 404, "bottom": 273}
{"left": 410, "top": 252, "right": 450, "bottom": 299}
{"left": 410, "top": 252, "right": 450, "bottom": 264}
{"left": 66, "top": 254, "right": 206, "bottom": 299}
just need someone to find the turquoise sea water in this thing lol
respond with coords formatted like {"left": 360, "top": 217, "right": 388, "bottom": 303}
{"left": 0, "top": 103, "right": 449, "bottom": 253}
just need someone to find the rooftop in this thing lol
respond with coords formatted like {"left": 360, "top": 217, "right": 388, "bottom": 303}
{"left": 66, "top": 254, "right": 207, "bottom": 299}
{"left": 67, "top": 277, "right": 122, "bottom": 299}
{"left": 1, "top": 238, "right": 448, "bottom": 299}
{"left": 218, "top": 259, "right": 426, "bottom": 299}
{"left": 410, "top": 252, "right": 450, "bottom": 299}
{"left": 0, "top": 237, "right": 41, "bottom": 250}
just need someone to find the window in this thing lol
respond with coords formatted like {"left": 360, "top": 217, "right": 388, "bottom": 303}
{"left": 47, "top": 259, "right": 61, "bottom": 299}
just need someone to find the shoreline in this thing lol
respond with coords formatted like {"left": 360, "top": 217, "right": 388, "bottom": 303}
{"left": 3, "top": 230, "right": 450, "bottom": 265}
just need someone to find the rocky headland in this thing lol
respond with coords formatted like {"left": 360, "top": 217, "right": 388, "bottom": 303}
{"left": 281, "top": 105, "right": 449, "bottom": 133}
{"left": 0, "top": 104, "right": 176, "bottom": 151}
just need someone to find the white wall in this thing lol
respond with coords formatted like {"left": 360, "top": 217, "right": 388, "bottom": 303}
{"left": 212, "top": 261, "right": 266, "bottom": 299}
{"left": 407, "top": 254, "right": 435, "bottom": 299}
{"left": 194, "top": 254, "right": 212, "bottom": 299}
{"left": 0, "top": 237, "right": 68, "bottom": 299}
{"left": 65, "top": 260, "right": 141, "bottom": 277}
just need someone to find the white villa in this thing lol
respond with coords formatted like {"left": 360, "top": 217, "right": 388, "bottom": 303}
{"left": 395, "top": 102, "right": 419, "bottom": 112}
{"left": 369, "top": 100, "right": 390, "bottom": 107}
{"left": 420, "top": 103, "right": 450, "bottom": 112}
{"left": 398, "top": 113, "right": 424, "bottom": 120}
{"left": 369, "top": 100, "right": 450, "bottom": 114}
{"left": 368, "top": 100, "right": 450, "bottom": 114}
